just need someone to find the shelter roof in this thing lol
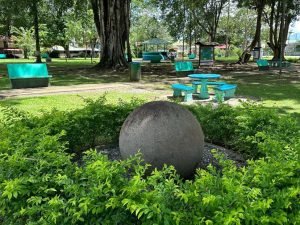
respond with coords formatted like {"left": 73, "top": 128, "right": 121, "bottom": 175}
{"left": 195, "top": 41, "right": 219, "bottom": 46}
{"left": 142, "top": 38, "right": 170, "bottom": 45}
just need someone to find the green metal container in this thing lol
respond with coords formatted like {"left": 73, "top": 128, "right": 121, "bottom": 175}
{"left": 129, "top": 62, "right": 141, "bottom": 81}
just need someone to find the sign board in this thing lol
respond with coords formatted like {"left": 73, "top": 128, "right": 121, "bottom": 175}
{"left": 200, "top": 46, "right": 214, "bottom": 66}
{"left": 200, "top": 46, "right": 213, "bottom": 60}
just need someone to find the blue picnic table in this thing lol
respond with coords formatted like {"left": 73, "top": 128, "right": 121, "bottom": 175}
{"left": 188, "top": 74, "right": 221, "bottom": 99}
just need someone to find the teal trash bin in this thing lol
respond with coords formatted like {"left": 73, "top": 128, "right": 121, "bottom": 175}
{"left": 130, "top": 62, "right": 141, "bottom": 81}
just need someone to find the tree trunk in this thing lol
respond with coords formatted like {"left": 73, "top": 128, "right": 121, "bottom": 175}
{"left": 238, "top": 0, "right": 266, "bottom": 64}
{"left": 266, "top": 1, "right": 291, "bottom": 61}
{"left": 225, "top": 0, "right": 230, "bottom": 57}
{"left": 91, "top": 0, "right": 131, "bottom": 69}
{"left": 24, "top": 49, "right": 28, "bottom": 59}
{"left": 127, "top": 39, "right": 132, "bottom": 62}
{"left": 32, "top": 0, "right": 41, "bottom": 63}
{"left": 65, "top": 44, "right": 71, "bottom": 58}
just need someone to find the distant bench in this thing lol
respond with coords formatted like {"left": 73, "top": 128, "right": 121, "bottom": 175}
{"left": 175, "top": 61, "right": 194, "bottom": 77}
{"left": 142, "top": 52, "right": 164, "bottom": 63}
{"left": 171, "top": 83, "right": 194, "bottom": 102}
{"left": 257, "top": 59, "right": 291, "bottom": 71}
{"left": 7, "top": 63, "right": 51, "bottom": 89}
{"left": 0, "top": 54, "right": 6, "bottom": 59}
{"left": 268, "top": 60, "right": 291, "bottom": 68}
{"left": 256, "top": 59, "right": 270, "bottom": 71}
{"left": 188, "top": 53, "right": 196, "bottom": 59}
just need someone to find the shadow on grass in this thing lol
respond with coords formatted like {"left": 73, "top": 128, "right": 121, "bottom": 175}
{"left": 230, "top": 74, "right": 300, "bottom": 104}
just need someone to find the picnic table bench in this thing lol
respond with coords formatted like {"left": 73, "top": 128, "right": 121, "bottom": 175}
{"left": 7, "top": 63, "right": 51, "bottom": 89}
{"left": 175, "top": 61, "right": 194, "bottom": 77}
{"left": 171, "top": 83, "right": 194, "bottom": 102}
{"left": 192, "top": 81, "right": 227, "bottom": 93}
{"left": 214, "top": 84, "right": 237, "bottom": 102}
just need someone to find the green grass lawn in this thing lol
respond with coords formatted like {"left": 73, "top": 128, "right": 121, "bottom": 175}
{"left": 1, "top": 58, "right": 299, "bottom": 122}
{"left": 0, "top": 58, "right": 131, "bottom": 90}
{"left": 228, "top": 73, "right": 300, "bottom": 122}
{"left": 0, "top": 91, "right": 158, "bottom": 116}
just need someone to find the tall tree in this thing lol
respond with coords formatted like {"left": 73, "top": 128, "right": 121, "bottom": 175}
{"left": 31, "top": 0, "right": 42, "bottom": 63}
{"left": 187, "top": 0, "right": 228, "bottom": 42}
{"left": 90, "top": 0, "right": 131, "bottom": 69}
{"left": 264, "top": 0, "right": 299, "bottom": 60}
{"left": 236, "top": 0, "right": 266, "bottom": 63}
{"left": 0, "top": 0, "right": 31, "bottom": 45}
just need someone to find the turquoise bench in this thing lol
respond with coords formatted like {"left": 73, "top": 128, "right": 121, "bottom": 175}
{"left": 268, "top": 60, "right": 291, "bottom": 68}
{"left": 214, "top": 84, "right": 237, "bottom": 102}
{"left": 0, "top": 54, "right": 6, "bottom": 59}
{"left": 256, "top": 59, "right": 269, "bottom": 71}
{"left": 142, "top": 52, "right": 164, "bottom": 63}
{"left": 175, "top": 61, "right": 194, "bottom": 77}
{"left": 192, "top": 81, "right": 227, "bottom": 93}
{"left": 171, "top": 83, "right": 194, "bottom": 102}
{"left": 188, "top": 53, "right": 196, "bottom": 59}
{"left": 7, "top": 63, "right": 51, "bottom": 89}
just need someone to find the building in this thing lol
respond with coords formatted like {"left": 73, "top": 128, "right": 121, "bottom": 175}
{"left": 0, "top": 35, "right": 23, "bottom": 58}
{"left": 286, "top": 32, "right": 300, "bottom": 56}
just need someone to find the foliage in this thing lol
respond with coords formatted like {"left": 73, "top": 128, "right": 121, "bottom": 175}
{"left": 218, "top": 7, "right": 257, "bottom": 49}
{"left": 186, "top": 102, "right": 299, "bottom": 159}
{"left": 11, "top": 26, "right": 35, "bottom": 58}
{"left": 186, "top": 0, "right": 228, "bottom": 42}
{"left": 264, "top": 0, "right": 300, "bottom": 59}
{"left": 0, "top": 99, "right": 299, "bottom": 224}
{"left": 5, "top": 96, "right": 144, "bottom": 155}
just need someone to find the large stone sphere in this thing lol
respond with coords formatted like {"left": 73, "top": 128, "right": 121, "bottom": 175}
{"left": 119, "top": 101, "right": 204, "bottom": 178}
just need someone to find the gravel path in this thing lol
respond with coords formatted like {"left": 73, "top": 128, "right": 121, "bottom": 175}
{"left": 96, "top": 142, "right": 246, "bottom": 169}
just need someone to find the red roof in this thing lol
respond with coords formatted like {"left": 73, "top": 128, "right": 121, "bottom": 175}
{"left": 215, "top": 44, "right": 227, "bottom": 49}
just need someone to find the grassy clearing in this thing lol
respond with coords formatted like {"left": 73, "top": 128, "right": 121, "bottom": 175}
{"left": 0, "top": 91, "right": 159, "bottom": 116}
{"left": 1, "top": 58, "right": 299, "bottom": 122}
{"left": 228, "top": 72, "right": 300, "bottom": 121}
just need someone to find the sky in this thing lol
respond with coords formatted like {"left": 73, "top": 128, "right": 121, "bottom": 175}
{"left": 290, "top": 20, "right": 300, "bottom": 33}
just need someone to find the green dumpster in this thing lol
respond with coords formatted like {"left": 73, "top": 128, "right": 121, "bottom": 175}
{"left": 129, "top": 62, "right": 141, "bottom": 81}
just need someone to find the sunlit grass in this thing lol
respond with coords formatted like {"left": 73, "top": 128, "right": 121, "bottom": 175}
{"left": 0, "top": 91, "right": 158, "bottom": 116}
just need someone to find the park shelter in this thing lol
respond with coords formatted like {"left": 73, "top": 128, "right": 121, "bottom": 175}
{"left": 142, "top": 38, "right": 170, "bottom": 52}
{"left": 195, "top": 42, "right": 218, "bottom": 66}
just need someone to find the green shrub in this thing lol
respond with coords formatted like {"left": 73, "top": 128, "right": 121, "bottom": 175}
{"left": 8, "top": 96, "right": 144, "bottom": 155}
{"left": 0, "top": 99, "right": 299, "bottom": 224}
{"left": 186, "top": 102, "right": 299, "bottom": 159}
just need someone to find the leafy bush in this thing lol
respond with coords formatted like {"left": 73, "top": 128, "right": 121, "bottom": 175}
{"left": 186, "top": 102, "right": 299, "bottom": 159}
{"left": 7, "top": 96, "right": 143, "bottom": 155}
{"left": 0, "top": 99, "right": 299, "bottom": 224}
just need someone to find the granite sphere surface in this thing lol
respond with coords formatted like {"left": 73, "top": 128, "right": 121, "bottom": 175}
{"left": 119, "top": 101, "right": 204, "bottom": 178}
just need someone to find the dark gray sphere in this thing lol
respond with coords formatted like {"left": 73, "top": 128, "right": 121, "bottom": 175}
{"left": 119, "top": 101, "right": 204, "bottom": 178}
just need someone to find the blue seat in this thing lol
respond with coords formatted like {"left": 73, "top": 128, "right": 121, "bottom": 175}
{"left": 142, "top": 52, "right": 164, "bottom": 63}
{"left": 188, "top": 53, "right": 196, "bottom": 59}
{"left": 7, "top": 63, "right": 51, "bottom": 89}
{"left": 174, "top": 61, "right": 194, "bottom": 77}
{"left": 192, "top": 81, "right": 227, "bottom": 93}
{"left": 256, "top": 59, "right": 269, "bottom": 71}
{"left": 171, "top": 84, "right": 194, "bottom": 102}
{"left": 214, "top": 84, "right": 237, "bottom": 102}
{"left": 0, "top": 54, "right": 6, "bottom": 59}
